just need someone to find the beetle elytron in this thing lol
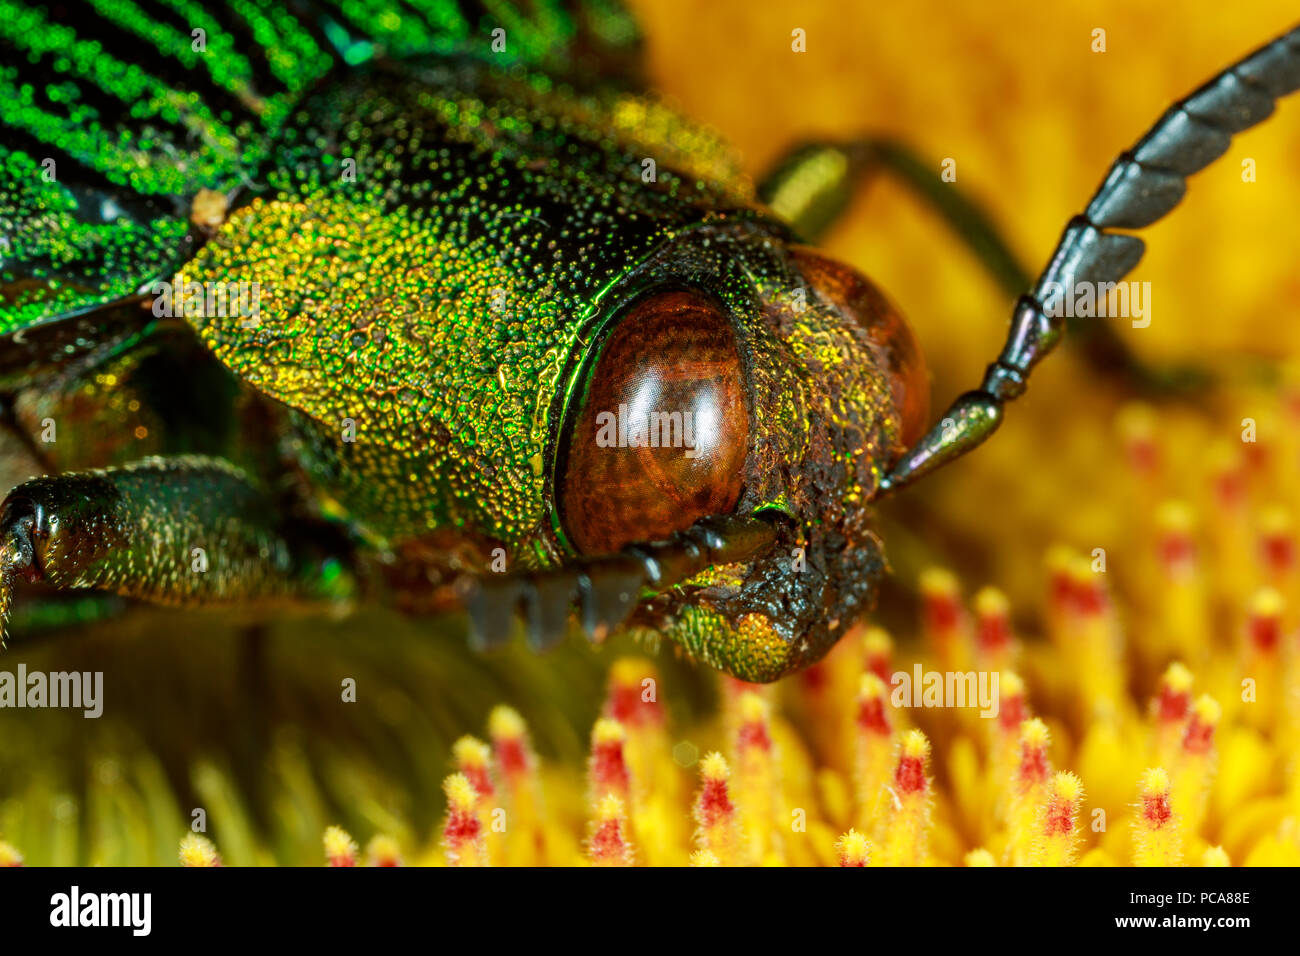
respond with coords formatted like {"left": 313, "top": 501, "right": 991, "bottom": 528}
{"left": 0, "top": 2, "right": 1297, "bottom": 681}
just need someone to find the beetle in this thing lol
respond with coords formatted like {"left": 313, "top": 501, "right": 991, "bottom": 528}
{"left": 0, "top": 2, "right": 1297, "bottom": 682}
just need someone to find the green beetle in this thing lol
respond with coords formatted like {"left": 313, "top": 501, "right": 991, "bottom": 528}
{"left": 1, "top": 2, "right": 1297, "bottom": 682}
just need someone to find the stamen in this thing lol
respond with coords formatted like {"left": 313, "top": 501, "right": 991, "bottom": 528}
{"left": 877, "top": 730, "right": 932, "bottom": 866}
{"left": 366, "top": 835, "right": 402, "bottom": 867}
{"left": 1132, "top": 767, "right": 1182, "bottom": 866}
{"left": 835, "top": 829, "right": 871, "bottom": 866}
{"left": 694, "top": 752, "right": 743, "bottom": 866}
{"left": 442, "top": 773, "right": 489, "bottom": 867}
{"left": 323, "top": 825, "right": 358, "bottom": 867}
{"left": 1028, "top": 772, "right": 1083, "bottom": 866}
{"left": 588, "top": 794, "right": 634, "bottom": 867}
{"left": 178, "top": 834, "right": 222, "bottom": 867}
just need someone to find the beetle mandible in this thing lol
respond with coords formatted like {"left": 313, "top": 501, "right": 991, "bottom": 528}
{"left": 0, "top": 3, "right": 1297, "bottom": 681}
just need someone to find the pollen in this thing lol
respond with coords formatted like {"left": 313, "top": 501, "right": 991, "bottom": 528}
{"left": 1246, "top": 588, "right": 1284, "bottom": 652}
{"left": 1133, "top": 767, "right": 1182, "bottom": 867}
{"left": 855, "top": 673, "right": 891, "bottom": 736}
{"left": 453, "top": 735, "right": 496, "bottom": 800}
{"left": 588, "top": 794, "right": 634, "bottom": 867}
{"left": 589, "top": 718, "right": 631, "bottom": 802}
{"left": 442, "top": 773, "right": 489, "bottom": 867}
{"left": 323, "top": 826, "right": 358, "bottom": 867}
{"left": 861, "top": 626, "right": 893, "bottom": 680}
{"left": 895, "top": 730, "right": 931, "bottom": 794}
{"left": 835, "top": 829, "right": 871, "bottom": 866}
{"left": 694, "top": 752, "right": 743, "bottom": 865}
{"left": 1154, "top": 662, "right": 1193, "bottom": 723}
{"left": 366, "top": 835, "right": 402, "bottom": 867}
{"left": 1181, "top": 695, "right": 1221, "bottom": 756}
{"left": 973, "top": 586, "right": 1013, "bottom": 660}
{"left": 178, "top": 834, "right": 221, "bottom": 867}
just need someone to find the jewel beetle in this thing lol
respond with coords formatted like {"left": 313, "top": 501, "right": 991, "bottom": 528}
{"left": 0, "top": 2, "right": 1297, "bottom": 682}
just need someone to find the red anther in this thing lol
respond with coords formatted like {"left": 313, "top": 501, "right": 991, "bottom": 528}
{"left": 589, "top": 720, "right": 631, "bottom": 798}
{"left": 1017, "top": 743, "right": 1049, "bottom": 788}
{"left": 856, "top": 694, "right": 891, "bottom": 737}
{"left": 1182, "top": 713, "right": 1215, "bottom": 755}
{"left": 1126, "top": 436, "right": 1159, "bottom": 476}
{"left": 1142, "top": 789, "right": 1172, "bottom": 828}
{"left": 737, "top": 716, "right": 773, "bottom": 754}
{"left": 895, "top": 754, "right": 926, "bottom": 795}
{"left": 1249, "top": 611, "right": 1281, "bottom": 653}
{"left": 1154, "top": 663, "right": 1193, "bottom": 725}
{"left": 997, "top": 689, "right": 1026, "bottom": 733}
{"left": 1073, "top": 575, "right": 1107, "bottom": 617}
{"left": 800, "top": 660, "right": 829, "bottom": 693}
{"left": 1155, "top": 684, "right": 1190, "bottom": 724}
{"left": 1042, "top": 794, "right": 1074, "bottom": 837}
{"left": 603, "top": 662, "right": 665, "bottom": 729}
{"left": 924, "top": 592, "right": 960, "bottom": 634}
{"left": 444, "top": 804, "right": 481, "bottom": 843}
{"left": 495, "top": 735, "right": 529, "bottom": 778}
{"left": 866, "top": 653, "right": 890, "bottom": 682}
{"left": 1212, "top": 468, "right": 1245, "bottom": 508}
{"left": 589, "top": 818, "right": 624, "bottom": 858}
{"left": 696, "top": 778, "right": 734, "bottom": 828}
{"left": 1159, "top": 530, "right": 1195, "bottom": 571}
{"left": 1261, "top": 532, "right": 1295, "bottom": 573}
{"left": 1244, "top": 441, "right": 1269, "bottom": 474}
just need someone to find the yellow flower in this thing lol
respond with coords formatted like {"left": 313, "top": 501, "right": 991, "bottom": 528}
{"left": 3, "top": 0, "right": 1299, "bottom": 871}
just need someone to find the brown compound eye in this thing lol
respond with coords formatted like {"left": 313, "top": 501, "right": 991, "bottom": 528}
{"left": 557, "top": 290, "right": 750, "bottom": 556}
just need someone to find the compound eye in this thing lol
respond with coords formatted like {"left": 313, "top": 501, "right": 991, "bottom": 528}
{"left": 789, "top": 248, "right": 929, "bottom": 449}
{"left": 558, "top": 290, "right": 750, "bottom": 556}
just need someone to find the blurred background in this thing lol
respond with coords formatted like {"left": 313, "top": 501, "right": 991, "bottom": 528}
{"left": 630, "top": 0, "right": 1300, "bottom": 602}
{"left": 1, "top": 0, "right": 1298, "bottom": 864}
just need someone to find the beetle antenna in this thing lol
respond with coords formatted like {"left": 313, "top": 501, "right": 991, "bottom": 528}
{"left": 458, "top": 514, "right": 778, "bottom": 653}
{"left": 879, "top": 24, "right": 1300, "bottom": 494}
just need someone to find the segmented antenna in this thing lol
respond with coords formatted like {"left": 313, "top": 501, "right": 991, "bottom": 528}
{"left": 882, "top": 25, "right": 1300, "bottom": 492}
{"left": 459, "top": 514, "right": 779, "bottom": 652}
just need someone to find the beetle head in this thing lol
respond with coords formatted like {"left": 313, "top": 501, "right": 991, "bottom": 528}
{"left": 550, "top": 228, "right": 928, "bottom": 681}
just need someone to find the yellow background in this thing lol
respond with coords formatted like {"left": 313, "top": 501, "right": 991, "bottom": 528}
{"left": 632, "top": 0, "right": 1300, "bottom": 604}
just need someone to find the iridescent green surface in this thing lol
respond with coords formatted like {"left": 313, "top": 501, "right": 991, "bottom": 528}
{"left": 0, "top": 0, "right": 639, "bottom": 327}
{"left": 0, "top": 1, "right": 904, "bottom": 682}
{"left": 183, "top": 62, "right": 759, "bottom": 550}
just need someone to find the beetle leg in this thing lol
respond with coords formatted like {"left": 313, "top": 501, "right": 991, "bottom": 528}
{"left": 760, "top": 137, "right": 1214, "bottom": 394}
{"left": 0, "top": 455, "right": 356, "bottom": 643}
{"left": 760, "top": 137, "right": 1034, "bottom": 274}
{"left": 0, "top": 296, "right": 157, "bottom": 393}
{"left": 878, "top": 25, "right": 1300, "bottom": 494}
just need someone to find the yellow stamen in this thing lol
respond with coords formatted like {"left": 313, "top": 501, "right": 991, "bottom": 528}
{"left": 442, "top": 773, "right": 489, "bottom": 867}
{"left": 694, "top": 752, "right": 744, "bottom": 866}
{"left": 323, "top": 825, "right": 358, "bottom": 867}
{"left": 835, "top": 829, "right": 871, "bottom": 866}
{"left": 588, "top": 794, "right": 634, "bottom": 867}
{"left": 178, "top": 834, "right": 221, "bottom": 867}
{"left": 875, "top": 730, "right": 932, "bottom": 866}
{"left": 366, "top": 835, "right": 401, "bottom": 867}
{"left": 1028, "top": 772, "right": 1084, "bottom": 866}
{"left": 1132, "top": 768, "right": 1182, "bottom": 867}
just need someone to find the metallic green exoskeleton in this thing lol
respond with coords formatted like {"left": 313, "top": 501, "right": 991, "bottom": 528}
{"left": 1, "top": 2, "right": 1297, "bottom": 681}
